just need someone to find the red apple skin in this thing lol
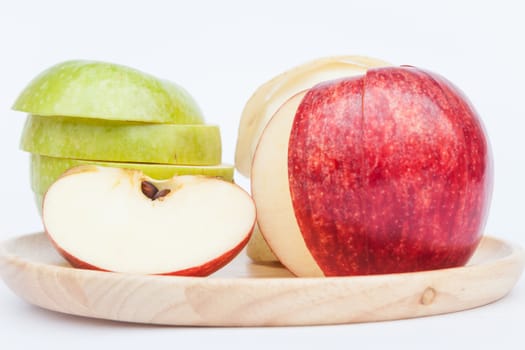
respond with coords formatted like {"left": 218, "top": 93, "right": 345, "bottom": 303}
{"left": 45, "top": 232, "right": 110, "bottom": 272}
{"left": 45, "top": 227, "right": 254, "bottom": 277}
{"left": 159, "top": 229, "right": 253, "bottom": 277}
{"left": 288, "top": 66, "right": 493, "bottom": 276}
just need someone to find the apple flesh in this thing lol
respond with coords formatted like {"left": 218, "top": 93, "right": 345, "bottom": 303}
{"left": 253, "top": 66, "right": 493, "bottom": 277}
{"left": 21, "top": 115, "right": 222, "bottom": 165}
{"left": 13, "top": 60, "right": 204, "bottom": 124}
{"left": 252, "top": 92, "right": 323, "bottom": 276}
{"left": 31, "top": 154, "right": 234, "bottom": 206}
{"left": 43, "top": 166, "right": 256, "bottom": 276}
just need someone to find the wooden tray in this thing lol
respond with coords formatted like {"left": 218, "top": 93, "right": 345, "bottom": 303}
{"left": 0, "top": 233, "right": 523, "bottom": 326}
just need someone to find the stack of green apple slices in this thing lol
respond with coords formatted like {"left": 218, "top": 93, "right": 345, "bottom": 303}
{"left": 13, "top": 60, "right": 234, "bottom": 212}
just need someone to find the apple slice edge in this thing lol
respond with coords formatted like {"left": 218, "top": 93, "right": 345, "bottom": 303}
{"left": 251, "top": 91, "right": 324, "bottom": 277}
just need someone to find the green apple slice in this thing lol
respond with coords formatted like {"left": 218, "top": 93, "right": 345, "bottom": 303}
{"left": 21, "top": 115, "right": 221, "bottom": 165}
{"left": 13, "top": 60, "right": 204, "bottom": 124}
{"left": 31, "top": 155, "right": 234, "bottom": 195}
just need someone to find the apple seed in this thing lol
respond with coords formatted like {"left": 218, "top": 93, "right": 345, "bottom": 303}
{"left": 153, "top": 189, "right": 171, "bottom": 200}
{"left": 141, "top": 180, "right": 171, "bottom": 201}
{"left": 141, "top": 181, "right": 159, "bottom": 200}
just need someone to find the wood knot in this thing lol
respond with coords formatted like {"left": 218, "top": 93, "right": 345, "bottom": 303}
{"left": 420, "top": 287, "right": 436, "bottom": 305}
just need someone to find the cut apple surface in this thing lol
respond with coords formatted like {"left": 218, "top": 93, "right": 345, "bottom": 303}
{"left": 43, "top": 166, "right": 256, "bottom": 276}
{"left": 235, "top": 55, "right": 390, "bottom": 177}
{"left": 31, "top": 155, "right": 234, "bottom": 196}
{"left": 21, "top": 115, "right": 222, "bottom": 165}
{"left": 13, "top": 60, "right": 204, "bottom": 124}
{"left": 251, "top": 91, "right": 323, "bottom": 277}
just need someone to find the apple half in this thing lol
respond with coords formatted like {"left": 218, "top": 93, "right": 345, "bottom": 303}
{"left": 21, "top": 115, "right": 222, "bottom": 165}
{"left": 252, "top": 67, "right": 493, "bottom": 277}
{"left": 235, "top": 55, "right": 390, "bottom": 177}
{"left": 13, "top": 60, "right": 204, "bottom": 124}
{"left": 43, "top": 166, "right": 256, "bottom": 276}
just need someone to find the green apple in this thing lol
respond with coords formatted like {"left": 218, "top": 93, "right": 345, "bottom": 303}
{"left": 31, "top": 155, "right": 234, "bottom": 196}
{"left": 13, "top": 60, "right": 204, "bottom": 124}
{"left": 33, "top": 192, "right": 44, "bottom": 215}
{"left": 21, "top": 115, "right": 221, "bottom": 165}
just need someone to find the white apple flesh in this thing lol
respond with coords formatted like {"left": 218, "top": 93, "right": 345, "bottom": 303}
{"left": 251, "top": 92, "right": 323, "bottom": 276}
{"left": 43, "top": 166, "right": 256, "bottom": 276}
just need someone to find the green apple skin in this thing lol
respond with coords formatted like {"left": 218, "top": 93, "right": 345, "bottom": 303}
{"left": 160, "top": 79, "right": 204, "bottom": 124}
{"left": 31, "top": 155, "right": 234, "bottom": 195}
{"left": 13, "top": 60, "right": 204, "bottom": 124}
{"left": 34, "top": 192, "right": 44, "bottom": 216}
{"left": 21, "top": 115, "right": 222, "bottom": 165}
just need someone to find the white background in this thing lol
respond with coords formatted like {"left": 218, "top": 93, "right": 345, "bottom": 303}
{"left": 0, "top": 0, "right": 523, "bottom": 349}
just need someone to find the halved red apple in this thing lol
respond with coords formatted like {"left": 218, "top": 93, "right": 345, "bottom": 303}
{"left": 252, "top": 67, "right": 492, "bottom": 277}
{"left": 43, "top": 166, "right": 256, "bottom": 276}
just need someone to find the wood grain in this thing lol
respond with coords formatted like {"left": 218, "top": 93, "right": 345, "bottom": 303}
{"left": 0, "top": 233, "right": 523, "bottom": 326}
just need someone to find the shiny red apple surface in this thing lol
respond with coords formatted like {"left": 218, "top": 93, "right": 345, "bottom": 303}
{"left": 288, "top": 66, "right": 493, "bottom": 276}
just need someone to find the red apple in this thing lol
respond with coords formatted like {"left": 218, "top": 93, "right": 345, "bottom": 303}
{"left": 253, "top": 66, "right": 493, "bottom": 277}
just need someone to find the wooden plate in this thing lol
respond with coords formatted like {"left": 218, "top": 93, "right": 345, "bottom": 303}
{"left": 0, "top": 233, "right": 523, "bottom": 326}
